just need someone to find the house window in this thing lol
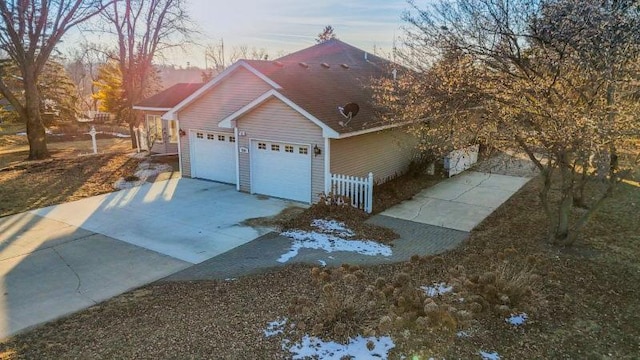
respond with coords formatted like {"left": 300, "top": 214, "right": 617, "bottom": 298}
{"left": 285, "top": 145, "right": 294, "bottom": 153}
{"left": 196, "top": 132, "right": 204, "bottom": 139}
{"left": 271, "top": 144, "right": 280, "bottom": 151}
{"left": 207, "top": 134, "right": 215, "bottom": 140}
{"left": 299, "top": 147, "right": 308, "bottom": 155}
{"left": 168, "top": 120, "right": 178, "bottom": 143}
{"left": 258, "top": 142, "right": 266, "bottom": 150}
{"left": 146, "top": 115, "right": 163, "bottom": 143}
{"left": 229, "top": 136, "right": 236, "bottom": 143}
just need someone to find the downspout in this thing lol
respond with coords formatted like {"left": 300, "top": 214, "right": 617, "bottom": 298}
{"left": 235, "top": 126, "right": 240, "bottom": 191}
{"left": 176, "top": 114, "right": 182, "bottom": 176}
{"left": 324, "top": 137, "right": 331, "bottom": 194}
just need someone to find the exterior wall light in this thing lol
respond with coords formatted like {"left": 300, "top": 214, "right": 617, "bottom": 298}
{"left": 313, "top": 144, "right": 321, "bottom": 156}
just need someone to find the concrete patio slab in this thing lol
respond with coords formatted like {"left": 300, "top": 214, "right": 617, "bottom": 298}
{"left": 381, "top": 171, "right": 531, "bottom": 232}
{"left": 30, "top": 178, "right": 298, "bottom": 264}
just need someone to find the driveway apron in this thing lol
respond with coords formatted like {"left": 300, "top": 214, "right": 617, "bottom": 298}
{"left": 0, "top": 178, "right": 294, "bottom": 338}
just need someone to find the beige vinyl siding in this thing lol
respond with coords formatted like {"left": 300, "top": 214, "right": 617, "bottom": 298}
{"left": 330, "top": 128, "right": 417, "bottom": 183}
{"left": 178, "top": 67, "right": 274, "bottom": 177}
{"left": 237, "top": 98, "right": 325, "bottom": 202}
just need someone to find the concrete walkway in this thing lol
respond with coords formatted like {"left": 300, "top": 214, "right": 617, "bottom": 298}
{"left": 381, "top": 171, "right": 531, "bottom": 232}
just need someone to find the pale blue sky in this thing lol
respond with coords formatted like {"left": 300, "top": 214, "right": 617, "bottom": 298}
{"left": 62, "top": 0, "right": 411, "bottom": 67}
{"left": 174, "top": 0, "right": 409, "bottom": 66}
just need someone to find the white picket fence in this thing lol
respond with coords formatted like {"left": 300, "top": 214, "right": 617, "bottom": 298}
{"left": 329, "top": 172, "right": 374, "bottom": 213}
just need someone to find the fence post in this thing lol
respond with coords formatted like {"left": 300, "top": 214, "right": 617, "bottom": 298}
{"left": 366, "top": 172, "right": 374, "bottom": 213}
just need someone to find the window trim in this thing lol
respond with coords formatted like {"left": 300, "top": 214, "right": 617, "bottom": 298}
{"left": 146, "top": 114, "right": 163, "bottom": 143}
{"left": 168, "top": 120, "right": 178, "bottom": 143}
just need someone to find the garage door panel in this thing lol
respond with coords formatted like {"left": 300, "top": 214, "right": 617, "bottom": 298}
{"left": 191, "top": 131, "right": 236, "bottom": 184}
{"left": 251, "top": 140, "right": 311, "bottom": 203}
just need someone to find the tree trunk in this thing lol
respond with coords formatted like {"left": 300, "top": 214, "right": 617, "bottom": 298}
{"left": 129, "top": 122, "right": 137, "bottom": 149}
{"left": 573, "top": 160, "right": 589, "bottom": 208}
{"left": 554, "top": 151, "right": 573, "bottom": 244}
{"left": 537, "top": 166, "right": 555, "bottom": 242}
{"left": 24, "top": 69, "right": 50, "bottom": 160}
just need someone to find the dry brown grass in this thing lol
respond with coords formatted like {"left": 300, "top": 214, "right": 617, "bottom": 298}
{"left": 0, "top": 152, "right": 141, "bottom": 217}
{"left": 0, "top": 175, "right": 638, "bottom": 358}
{"left": 0, "top": 137, "right": 132, "bottom": 168}
{"left": 0, "top": 144, "right": 638, "bottom": 358}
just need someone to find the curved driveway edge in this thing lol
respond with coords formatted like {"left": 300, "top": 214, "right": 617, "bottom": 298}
{"left": 164, "top": 217, "right": 469, "bottom": 282}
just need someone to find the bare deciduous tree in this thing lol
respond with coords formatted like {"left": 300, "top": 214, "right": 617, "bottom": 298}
{"left": 101, "top": 0, "right": 193, "bottom": 147}
{"left": 0, "top": 0, "right": 109, "bottom": 159}
{"left": 374, "top": 0, "right": 640, "bottom": 245}
{"left": 65, "top": 42, "right": 111, "bottom": 113}
{"left": 205, "top": 40, "right": 270, "bottom": 75}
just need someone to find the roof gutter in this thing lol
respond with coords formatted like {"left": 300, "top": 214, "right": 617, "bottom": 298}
{"left": 132, "top": 106, "right": 171, "bottom": 111}
{"left": 335, "top": 120, "right": 413, "bottom": 139}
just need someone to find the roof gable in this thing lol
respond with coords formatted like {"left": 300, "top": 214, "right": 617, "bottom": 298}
{"left": 162, "top": 61, "right": 281, "bottom": 120}
{"left": 241, "top": 39, "right": 398, "bottom": 135}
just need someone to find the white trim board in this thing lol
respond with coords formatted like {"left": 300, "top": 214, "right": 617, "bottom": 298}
{"left": 132, "top": 106, "right": 171, "bottom": 111}
{"left": 218, "top": 89, "right": 340, "bottom": 138}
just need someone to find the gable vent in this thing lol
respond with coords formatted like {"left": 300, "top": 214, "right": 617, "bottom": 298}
{"left": 298, "top": 62, "right": 309, "bottom": 68}
{"left": 340, "top": 64, "right": 350, "bottom": 69}
{"left": 321, "top": 62, "right": 330, "bottom": 69}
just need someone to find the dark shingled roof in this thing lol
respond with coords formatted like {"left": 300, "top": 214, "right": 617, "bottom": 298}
{"left": 243, "top": 39, "right": 396, "bottom": 134}
{"left": 135, "top": 82, "right": 204, "bottom": 109}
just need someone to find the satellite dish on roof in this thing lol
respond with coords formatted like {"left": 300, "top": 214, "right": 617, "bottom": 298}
{"left": 338, "top": 103, "right": 359, "bottom": 127}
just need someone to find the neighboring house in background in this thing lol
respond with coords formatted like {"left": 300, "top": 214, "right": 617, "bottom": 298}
{"left": 133, "top": 83, "right": 204, "bottom": 154}
{"left": 159, "top": 39, "right": 418, "bottom": 204}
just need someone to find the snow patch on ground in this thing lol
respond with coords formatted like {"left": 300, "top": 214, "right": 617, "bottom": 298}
{"left": 278, "top": 219, "right": 392, "bottom": 263}
{"left": 506, "top": 313, "right": 528, "bottom": 326}
{"left": 420, "top": 283, "right": 454, "bottom": 297}
{"left": 264, "top": 318, "right": 287, "bottom": 337}
{"left": 284, "top": 335, "right": 395, "bottom": 360}
{"left": 108, "top": 132, "right": 131, "bottom": 138}
{"left": 128, "top": 151, "right": 150, "bottom": 159}
{"left": 114, "top": 161, "right": 173, "bottom": 189}
{"left": 310, "top": 219, "right": 355, "bottom": 237}
{"left": 479, "top": 351, "right": 501, "bottom": 360}
{"left": 278, "top": 230, "right": 392, "bottom": 263}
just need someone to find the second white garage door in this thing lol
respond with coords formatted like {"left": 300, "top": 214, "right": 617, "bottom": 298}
{"left": 191, "top": 130, "right": 236, "bottom": 184}
{"left": 251, "top": 140, "right": 311, "bottom": 203}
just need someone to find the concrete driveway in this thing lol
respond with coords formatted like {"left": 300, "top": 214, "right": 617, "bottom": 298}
{"left": 381, "top": 171, "right": 531, "bottom": 232}
{"left": 0, "top": 178, "right": 295, "bottom": 338}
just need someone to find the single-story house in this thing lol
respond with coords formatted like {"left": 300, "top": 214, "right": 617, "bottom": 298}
{"left": 133, "top": 82, "right": 204, "bottom": 154}
{"left": 160, "top": 39, "right": 418, "bottom": 204}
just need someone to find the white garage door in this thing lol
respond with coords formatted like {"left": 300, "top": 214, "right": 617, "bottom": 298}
{"left": 251, "top": 140, "right": 311, "bottom": 203}
{"left": 191, "top": 130, "right": 236, "bottom": 184}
